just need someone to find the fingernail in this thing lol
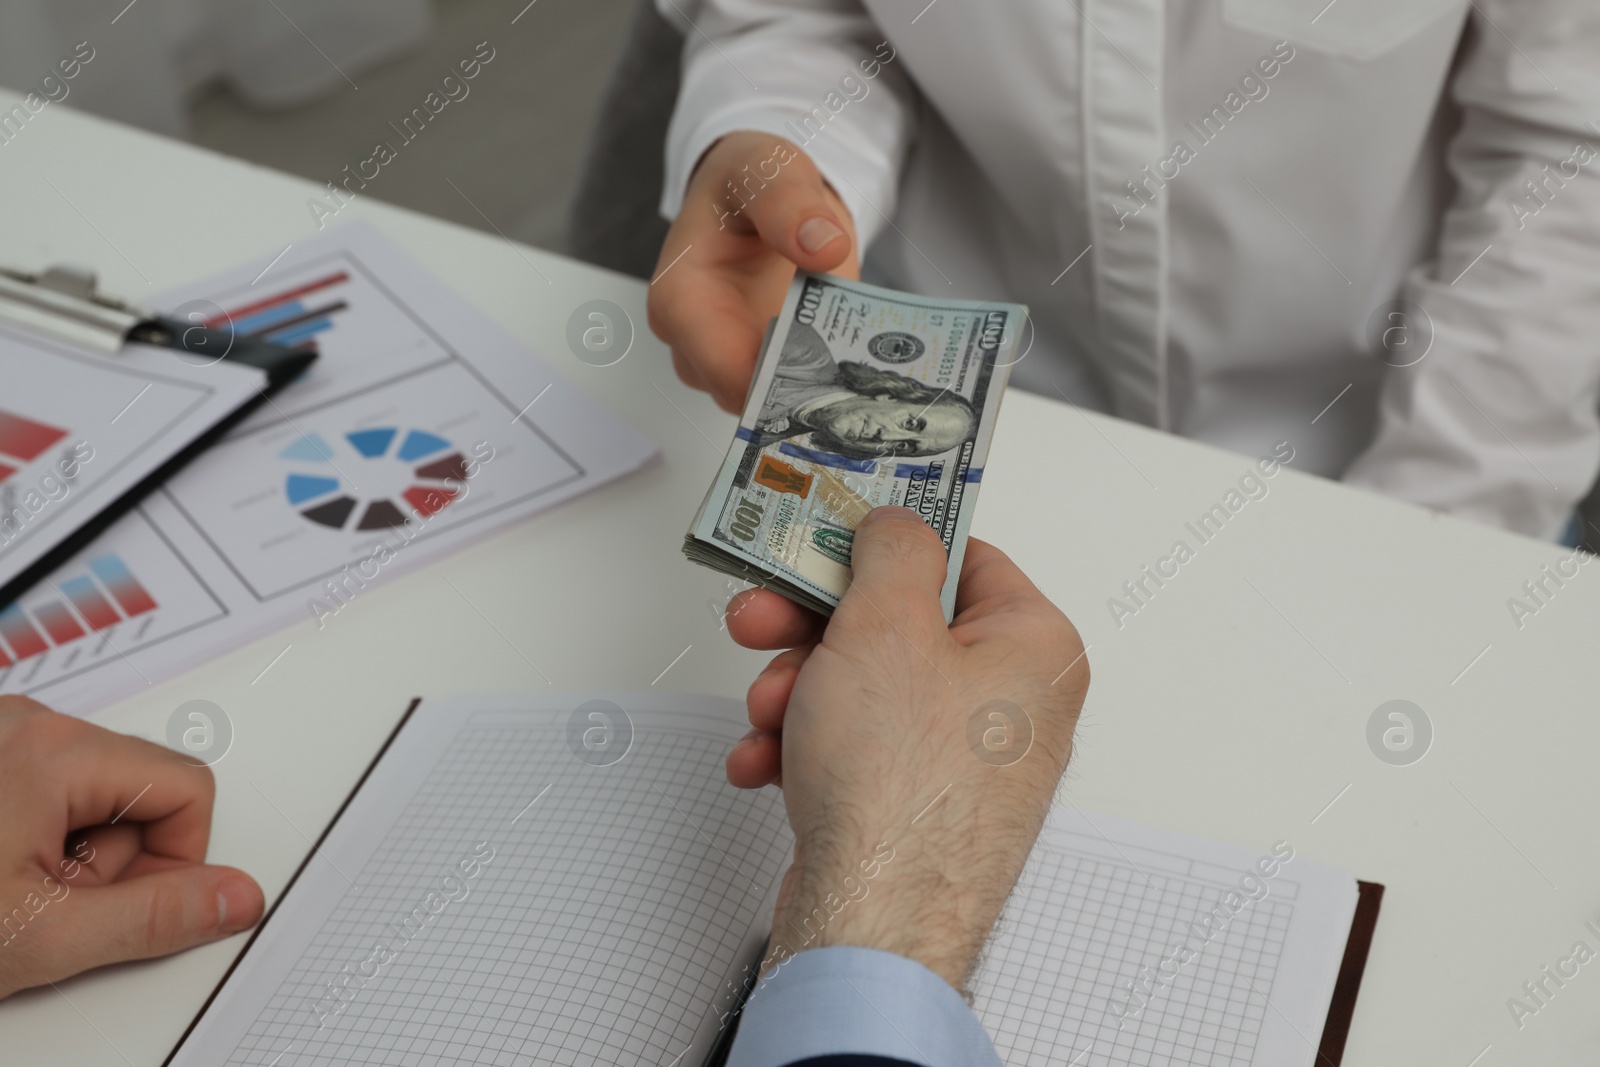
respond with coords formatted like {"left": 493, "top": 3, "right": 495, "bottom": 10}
{"left": 859, "top": 505, "right": 911, "bottom": 528}
{"left": 797, "top": 217, "right": 845, "bottom": 255}
{"left": 217, "top": 878, "right": 254, "bottom": 933}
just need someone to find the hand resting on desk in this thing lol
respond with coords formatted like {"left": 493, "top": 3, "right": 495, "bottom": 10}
{"left": 0, "top": 696, "right": 263, "bottom": 999}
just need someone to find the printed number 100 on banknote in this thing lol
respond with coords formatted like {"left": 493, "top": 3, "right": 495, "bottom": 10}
{"left": 683, "top": 273, "right": 1026, "bottom": 620}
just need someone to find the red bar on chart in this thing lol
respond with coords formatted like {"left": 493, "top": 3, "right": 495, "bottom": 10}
{"left": 0, "top": 644, "right": 10, "bottom": 668}
{"left": 88, "top": 555, "right": 158, "bottom": 617}
{"left": 0, "top": 461, "right": 14, "bottom": 485}
{"left": 207, "top": 272, "right": 349, "bottom": 326}
{"left": 33, "top": 601, "right": 85, "bottom": 645}
{"left": 0, "top": 604, "right": 48, "bottom": 660}
{"left": 0, "top": 411, "right": 69, "bottom": 462}
{"left": 61, "top": 575, "right": 123, "bottom": 631}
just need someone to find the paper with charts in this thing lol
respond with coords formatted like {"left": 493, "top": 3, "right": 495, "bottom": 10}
{"left": 0, "top": 224, "right": 655, "bottom": 713}
{"left": 0, "top": 325, "right": 264, "bottom": 594}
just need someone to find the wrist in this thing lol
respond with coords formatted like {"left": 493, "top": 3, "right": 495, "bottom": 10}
{"left": 766, "top": 842, "right": 986, "bottom": 995}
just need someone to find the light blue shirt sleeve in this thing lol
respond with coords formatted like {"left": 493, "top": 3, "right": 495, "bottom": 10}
{"left": 725, "top": 946, "right": 1004, "bottom": 1067}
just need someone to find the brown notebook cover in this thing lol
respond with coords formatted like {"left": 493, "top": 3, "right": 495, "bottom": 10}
{"left": 1315, "top": 879, "right": 1385, "bottom": 1066}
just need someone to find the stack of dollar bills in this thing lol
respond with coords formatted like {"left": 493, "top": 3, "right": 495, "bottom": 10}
{"left": 683, "top": 272, "right": 1026, "bottom": 620}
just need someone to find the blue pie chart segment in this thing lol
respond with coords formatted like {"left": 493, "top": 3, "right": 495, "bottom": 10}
{"left": 286, "top": 474, "right": 340, "bottom": 505}
{"left": 279, "top": 433, "right": 335, "bottom": 463}
{"left": 346, "top": 427, "right": 397, "bottom": 458}
{"left": 397, "top": 429, "right": 450, "bottom": 461}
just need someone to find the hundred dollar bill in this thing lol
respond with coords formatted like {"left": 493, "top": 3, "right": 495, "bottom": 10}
{"left": 684, "top": 272, "right": 1025, "bottom": 619}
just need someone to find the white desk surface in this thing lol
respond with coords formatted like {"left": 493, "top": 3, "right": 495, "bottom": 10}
{"left": 2, "top": 91, "right": 1597, "bottom": 1067}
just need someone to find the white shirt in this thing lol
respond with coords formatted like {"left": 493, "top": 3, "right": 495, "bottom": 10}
{"left": 656, "top": 0, "right": 1600, "bottom": 540}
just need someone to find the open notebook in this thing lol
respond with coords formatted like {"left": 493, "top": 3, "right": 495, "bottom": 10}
{"left": 166, "top": 694, "right": 1378, "bottom": 1067}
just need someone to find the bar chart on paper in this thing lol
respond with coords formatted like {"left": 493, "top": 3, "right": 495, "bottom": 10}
{"left": 0, "top": 408, "right": 72, "bottom": 510}
{"left": 0, "top": 511, "right": 227, "bottom": 696}
{"left": 208, "top": 270, "right": 351, "bottom": 351}
{"left": 207, "top": 254, "right": 451, "bottom": 437}
{"left": 0, "top": 410, "right": 70, "bottom": 483}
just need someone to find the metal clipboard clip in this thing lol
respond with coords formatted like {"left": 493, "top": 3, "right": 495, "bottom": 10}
{"left": 0, "top": 264, "right": 152, "bottom": 353}
{"left": 0, "top": 262, "right": 316, "bottom": 386}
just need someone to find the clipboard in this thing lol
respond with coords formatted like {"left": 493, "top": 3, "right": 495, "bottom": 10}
{"left": 0, "top": 265, "right": 317, "bottom": 609}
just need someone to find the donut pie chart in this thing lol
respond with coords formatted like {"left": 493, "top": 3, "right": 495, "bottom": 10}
{"left": 281, "top": 427, "right": 467, "bottom": 531}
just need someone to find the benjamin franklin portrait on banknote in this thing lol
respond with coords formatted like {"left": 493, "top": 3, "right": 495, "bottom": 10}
{"left": 751, "top": 320, "right": 976, "bottom": 460}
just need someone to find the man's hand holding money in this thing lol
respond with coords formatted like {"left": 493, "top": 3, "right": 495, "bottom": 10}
{"left": 721, "top": 507, "right": 1090, "bottom": 993}
{"left": 648, "top": 132, "right": 859, "bottom": 412}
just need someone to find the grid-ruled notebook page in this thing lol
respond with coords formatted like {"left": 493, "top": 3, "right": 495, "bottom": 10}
{"left": 971, "top": 807, "right": 1358, "bottom": 1067}
{"left": 169, "top": 694, "right": 792, "bottom": 1067}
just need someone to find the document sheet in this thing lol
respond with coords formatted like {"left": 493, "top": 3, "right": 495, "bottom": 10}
{"left": 0, "top": 327, "right": 264, "bottom": 592}
{"left": 0, "top": 227, "right": 656, "bottom": 713}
